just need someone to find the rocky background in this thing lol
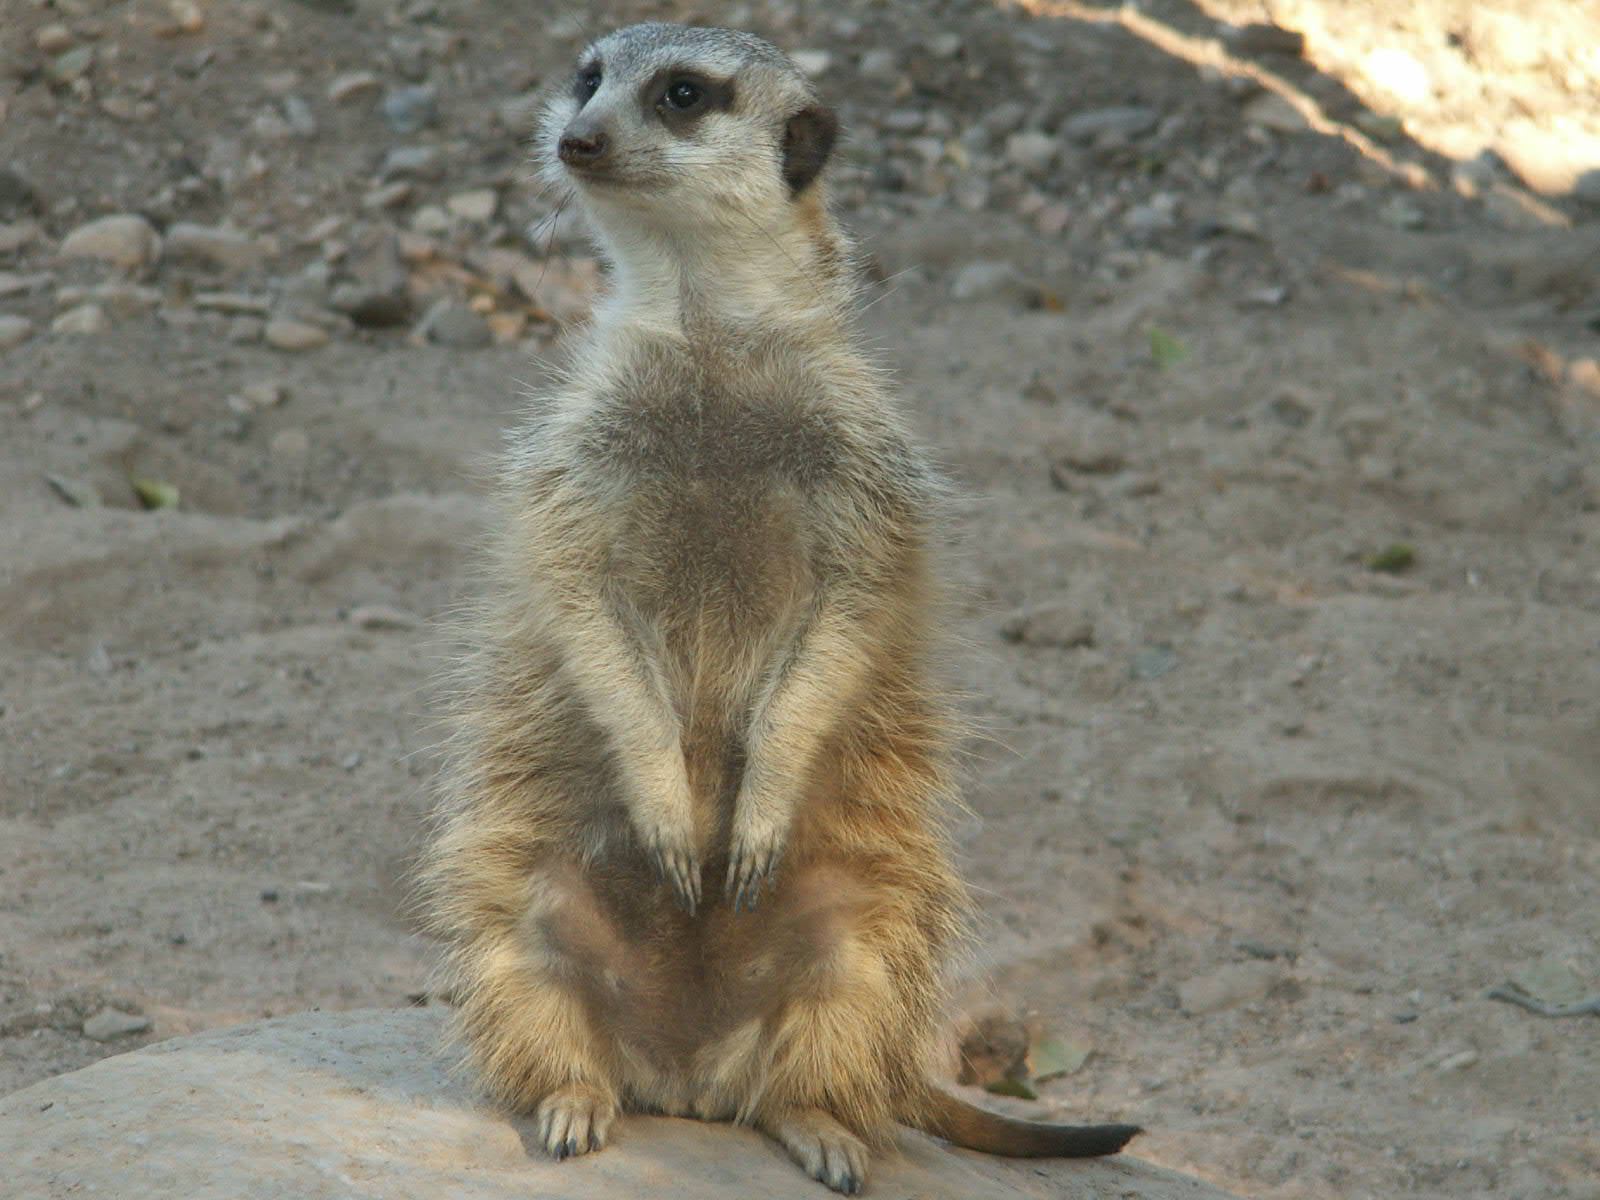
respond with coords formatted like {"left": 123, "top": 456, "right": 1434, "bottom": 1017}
{"left": 2, "top": 2, "right": 1597, "bottom": 1199}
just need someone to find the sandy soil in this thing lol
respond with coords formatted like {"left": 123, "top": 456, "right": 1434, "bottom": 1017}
{"left": 2, "top": 2, "right": 1597, "bottom": 1198}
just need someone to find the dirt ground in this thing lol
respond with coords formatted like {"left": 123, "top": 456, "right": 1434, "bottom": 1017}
{"left": 2, "top": 2, "right": 1598, "bottom": 1198}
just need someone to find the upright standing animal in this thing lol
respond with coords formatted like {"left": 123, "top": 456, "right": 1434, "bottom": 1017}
{"left": 417, "top": 22, "right": 1139, "bottom": 1194}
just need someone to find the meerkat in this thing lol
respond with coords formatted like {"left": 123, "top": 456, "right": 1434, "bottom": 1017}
{"left": 416, "top": 22, "right": 1139, "bottom": 1194}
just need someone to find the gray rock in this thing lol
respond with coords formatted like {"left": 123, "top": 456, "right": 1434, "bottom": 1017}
{"left": 45, "top": 474, "right": 100, "bottom": 508}
{"left": 1378, "top": 196, "right": 1426, "bottom": 230}
{"left": 81, "top": 1008, "right": 151, "bottom": 1042}
{"left": 381, "top": 145, "right": 445, "bottom": 182}
{"left": 411, "top": 205, "right": 453, "bottom": 235}
{"left": 328, "top": 70, "right": 381, "bottom": 103}
{"left": 790, "top": 50, "right": 832, "bottom": 78}
{"left": 60, "top": 214, "right": 161, "bottom": 269}
{"left": 0, "top": 1009, "right": 1235, "bottom": 1200}
{"left": 363, "top": 181, "right": 414, "bottom": 210}
{"left": 0, "top": 314, "right": 34, "bottom": 349}
{"left": 381, "top": 85, "right": 439, "bottom": 135}
{"left": 981, "top": 101, "right": 1029, "bottom": 140}
{"left": 1572, "top": 168, "right": 1600, "bottom": 206}
{"left": 51, "top": 303, "right": 108, "bottom": 337}
{"left": 0, "top": 219, "right": 42, "bottom": 253}
{"left": 1062, "top": 106, "right": 1159, "bottom": 143}
{"left": 1241, "top": 93, "right": 1308, "bottom": 133}
{"left": 1004, "top": 131, "right": 1059, "bottom": 172}
{"left": 858, "top": 49, "right": 899, "bottom": 80}
{"left": 35, "top": 23, "right": 74, "bottom": 54}
{"left": 1124, "top": 195, "right": 1179, "bottom": 237}
{"left": 238, "top": 381, "right": 287, "bottom": 409}
{"left": 447, "top": 189, "right": 498, "bottom": 222}
{"left": 347, "top": 604, "right": 421, "bottom": 631}
{"left": 283, "top": 95, "right": 319, "bottom": 138}
{"left": 263, "top": 318, "right": 330, "bottom": 351}
{"left": 45, "top": 46, "right": 94, "bottom": 85}
{"left": 192, "top": 291, "right": 273, "bottom": 315}
{"left": 56, "top": 282, "right": 161, "bottom": 316}
{"left": 165, "top": 222, "right": 276, "bottom": 272}
{"left": 419, "top": 299, "right": 492, "bottom": 348}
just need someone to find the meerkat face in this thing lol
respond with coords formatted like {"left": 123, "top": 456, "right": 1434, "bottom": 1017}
{"left": 538, "top": 23, "right": 838, "bottom": 232}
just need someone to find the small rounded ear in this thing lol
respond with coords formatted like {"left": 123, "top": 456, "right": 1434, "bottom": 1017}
{"left": 781, "top": 105, "right": 839, "bottom": 196}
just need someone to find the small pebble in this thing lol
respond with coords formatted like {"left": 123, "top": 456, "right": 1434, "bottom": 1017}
{"left": 446, "top": 189, "right": 497, "bottom": 222}
{"left": 420, "top": 299, "right": 492, "bottom": 348}
{"left": 347, "top": 604, "right": 421, "bottom": 631}
{"left": 328, "top": 71, "right": 380, "bottom": 104}
{"left": 0, "top": 314, "right": 34, "bottom": 349}
{"left": 1004, "top": 131, "right": 1059, "bottom": 172}
{"left": 1062, "top": 105, "right": 1159, "bottom": 143}
{"left": 60, "top": 214, "right": 161, "bottom": 269}
{"left": 380, "top": 145, "right": 445, "bottom": 182}
{"left": 82, "top": 1008, "right": 151, "bottom": 1042}
{"left": 51, "top": 303, "right": 108, "bottom": 336}
{"left": 381, "top": 85, "right": 439, "bottom": 135}
{"left": 264, "top": 318, "right": 330, "bottom": 351}
{"left": 790, "top": 50, "right": 831, "bottom": 78}
{"left": 1242, "top": 93, "right": 1308, "bottom": 133}
{"left": 35, "top": 23, "right": 75, "bottom": 54}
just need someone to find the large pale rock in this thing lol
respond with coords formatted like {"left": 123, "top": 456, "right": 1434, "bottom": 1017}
{"left": 0, "top": 1008, "right": 1235, "bottom": 1199}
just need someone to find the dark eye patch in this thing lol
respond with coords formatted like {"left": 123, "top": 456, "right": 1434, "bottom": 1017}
{"left": 574, "top": 62, "right": 602, "bottom": 106}
{"left": 641, "top": 68, "right": 734, "bottom": 132}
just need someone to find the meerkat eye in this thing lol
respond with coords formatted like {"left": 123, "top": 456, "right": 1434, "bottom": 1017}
{"left": 575, "top": 67, "right": 602, "bottom": 103}
{"left": 663, "top": 79, "right": 703, "bottom": 111}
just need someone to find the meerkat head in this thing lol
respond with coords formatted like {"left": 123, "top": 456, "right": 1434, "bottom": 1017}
{"left": 537, "top": 23, "right": 839, "bottom": 236}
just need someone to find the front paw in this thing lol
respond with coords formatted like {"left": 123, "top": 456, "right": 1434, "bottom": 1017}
{"left": 642, "top": 825, "right": 702, "bottom": 915}
{"left": 724, "top": 827, "right": 785, "bottom": 914}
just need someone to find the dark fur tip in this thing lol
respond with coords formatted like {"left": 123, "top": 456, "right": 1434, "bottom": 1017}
{"left": 1097, "top": 1124, "right": 1143, "bottom": 1154}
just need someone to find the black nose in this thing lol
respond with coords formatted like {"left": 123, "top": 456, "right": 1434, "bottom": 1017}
{"left": 558, "top": 131, "right": 609, "bottom": 167}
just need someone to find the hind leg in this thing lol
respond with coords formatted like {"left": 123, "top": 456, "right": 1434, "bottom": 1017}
{"left": 452, "top": 869, "right": 627, "bottom": 1160}
{"left": 751, "top": 865, "right": 929, "bottom": 1193}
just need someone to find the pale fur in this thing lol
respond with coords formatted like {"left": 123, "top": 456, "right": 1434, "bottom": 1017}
{"left": 416, "top": 24, "right": 1038, "bottom": 1195}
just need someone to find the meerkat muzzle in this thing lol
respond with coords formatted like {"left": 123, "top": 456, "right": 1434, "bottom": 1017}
{"left": 558, "top": 126, "right": 610, "bottom": 170}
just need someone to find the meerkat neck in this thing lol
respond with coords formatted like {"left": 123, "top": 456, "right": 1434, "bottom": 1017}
{"left": 585, "top": 203, "right": 851, "bottom": 336}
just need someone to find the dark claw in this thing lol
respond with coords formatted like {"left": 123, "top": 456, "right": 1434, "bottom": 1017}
{"left": 650, "top": 844, "right": 701, "bottom": 916}
{"left": 588, "top": 1130, "right": 601, "bottom": 1152}
{"left": 551, "top": 1143, "right": 568, "bottom": 1163}
{"left": 564, "top": 1136, "right": 579, "bottom": 1158}
{"left": 725, "top": 847, "right": 778, "bottom": 914}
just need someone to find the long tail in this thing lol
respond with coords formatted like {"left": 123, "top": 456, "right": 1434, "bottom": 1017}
{"left": 908, "top": 1087, "right": 1141, "bottom": 1158}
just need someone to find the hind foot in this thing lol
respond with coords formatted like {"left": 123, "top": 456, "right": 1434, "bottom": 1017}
{"left": 535, "top": 1083, "right": 617, "bottom": 1161}
{"left": 762, "top": 1108, "right": 868, "bottom": 1194}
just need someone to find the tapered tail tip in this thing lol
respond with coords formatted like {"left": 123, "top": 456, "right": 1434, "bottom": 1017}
{"left": 1100, "top": 1123, "right": 1142, "bottom": 1154}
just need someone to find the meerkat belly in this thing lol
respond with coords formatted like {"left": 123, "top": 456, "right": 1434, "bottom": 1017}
{"left": 556, "top": 857, "right": 873, "bottom": 1107}
{"left": 614, "top": 472, "right": 817, "bottom": 780}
